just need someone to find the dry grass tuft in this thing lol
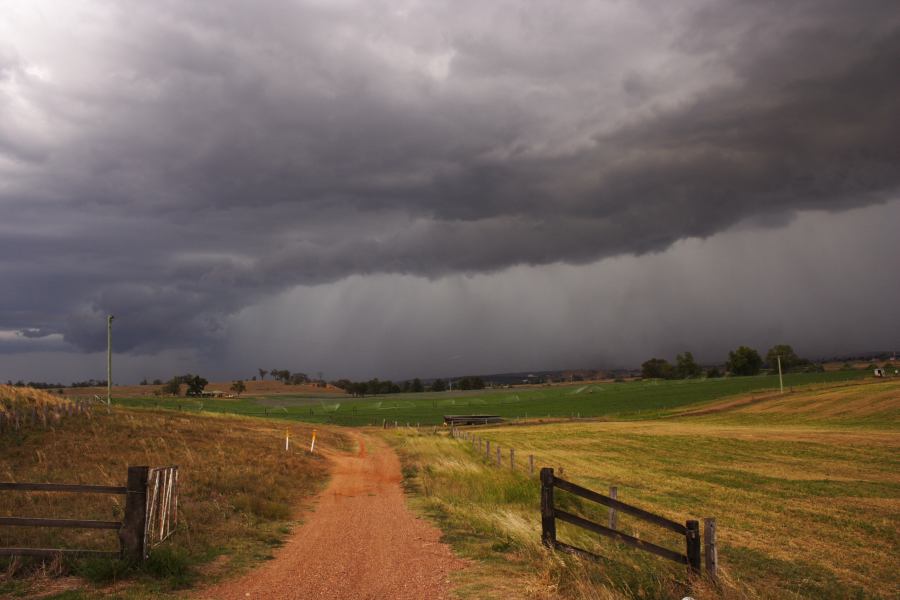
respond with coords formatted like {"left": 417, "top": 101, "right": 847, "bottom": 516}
{"left": 0, "top": 385, "right": 75, "bottom": 412}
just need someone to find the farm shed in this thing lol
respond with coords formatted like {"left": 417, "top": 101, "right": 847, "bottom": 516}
{"left": 443, "top": 415, "right": 504, "bottom": 426}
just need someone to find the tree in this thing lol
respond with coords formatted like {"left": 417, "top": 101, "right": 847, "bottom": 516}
{"left": 706, "top": 366, "right": 722, "bottom": 378}
{"left": 674, "top": 352, "right": 701, "bottom": 379}
{"left": 230, "top": 380, "right": 246, "bottom": 396}
{"left": 641, "top": 358, "right": 673, "bottom": 379}
{"left": 430, "top": 378, "right": 447, "bottom": 392}
{"left": 289, "top": 372, "right": 309, "bottom": 385}
{"left": 765, "top": 344, "right": 803, "bottom": 372}
{"left": 160, "top": 377, "right": 181, "bottom": 396}
{"left": 185, "top": 375, "right": 209, "bottom": 397}
{"left": 258, "top": 368, "right": 268, "bottom": 381}
{"left": 727, "top": 346, "right": 763, "bottom": 376}
{"left": 411, "top": 378, "right": 424, "bottom": 393}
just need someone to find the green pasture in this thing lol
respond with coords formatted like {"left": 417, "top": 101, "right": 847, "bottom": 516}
{"left": 111, "top": 370, "right": 866, "bottom": 426}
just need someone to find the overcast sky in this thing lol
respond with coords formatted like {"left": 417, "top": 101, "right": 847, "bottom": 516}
{"left": 1, "top": 0, "right": 898, "bottom": 383}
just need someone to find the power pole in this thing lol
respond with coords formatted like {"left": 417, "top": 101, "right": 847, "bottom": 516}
{"left": 107, "top": 315, "right": 115, "bottom": 406}
{"left": 777, "top": 355, "right": 783, "bottom": 394}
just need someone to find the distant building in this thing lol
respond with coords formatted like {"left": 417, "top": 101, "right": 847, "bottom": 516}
{"left": 443, "top": 415, "right": 504, "bottom": 426}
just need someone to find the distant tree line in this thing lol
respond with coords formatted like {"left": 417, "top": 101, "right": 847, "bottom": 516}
{"left": 5, "top": 380, "right": 67, "bottom": 389}
{"left": 156, "top": 373, "right": 208, "bottom": 397}
{"left": 640, "top": 344, "right": 825, "bottom": 380}
{"left": 331, "top": 375, "right": 486, "bottom": 397}
{"left": 255, "top": 368, "right": 320, "bottom": 385}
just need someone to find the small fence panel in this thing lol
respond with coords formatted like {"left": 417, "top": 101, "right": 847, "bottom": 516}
{"left": 144, "top": 466, "right": 178, "bottom": 558}
{"left": 540, "top": 468, "right": 717, "bottom": 580}
{"left": 0, "top": 465, "right": 179, "bottom": 562}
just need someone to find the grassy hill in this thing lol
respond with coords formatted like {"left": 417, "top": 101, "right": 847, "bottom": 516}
{"left": 1, "top": 384, "right": 74, "bottom": 411}
{"left": 391, "top": 378, "right": 899, "bottom": 599}
{"left": 0, "top": 390, "right": 345, "bottom": 599}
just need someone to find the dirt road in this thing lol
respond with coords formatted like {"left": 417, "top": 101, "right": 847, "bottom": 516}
{"left": 198, "top": 432, "right": 465, "bottom": 600}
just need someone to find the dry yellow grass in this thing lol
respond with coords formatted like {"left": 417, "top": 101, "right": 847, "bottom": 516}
{"left": 728, "top": 380, "right": 900, "bottom": 419}
{"left": 0, "top": 384, "right": 74, "bottom": 410}
{"left": 392, "top": 380, "right": 900, "bottom": 599}
{"left": 0, "top": 403, "right": 346, "bottom": 598}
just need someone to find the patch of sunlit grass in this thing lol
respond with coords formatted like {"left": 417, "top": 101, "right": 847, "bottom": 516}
{"left": 0, "top": 406, "right": 346, "bottom": 597}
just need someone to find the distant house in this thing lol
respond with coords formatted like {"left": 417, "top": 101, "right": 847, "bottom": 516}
{"left": 199, "top": 390, "right": 226, "bottom": 398}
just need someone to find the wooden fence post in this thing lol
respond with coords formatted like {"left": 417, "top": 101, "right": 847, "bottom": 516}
{"left": 496, "top": 446, "right": 501, "bottom": 467}
{"left": 609, "top": 486, "right": 618, "bottom": 529}
{"left": 529, "top": 454, "right": 534, "bottom": 476}
{"left": 704, "top": 518, "right": 718, "bottom": 582}
{"left": 120, "top": 466, "right": 149, "bottom": 562}
{"left": 510, "top": 448, "right": 515, "bottom": 470}
{"left": 486, "top": 440, "right": 490, "bottom": 457}
{"left": 685, "top": 519, "right": 701, "bottom": 575}
{"left": 540, "top": 468, "right": 556, "bottom": 548}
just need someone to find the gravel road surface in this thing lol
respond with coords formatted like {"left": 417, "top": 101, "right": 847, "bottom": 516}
{"left": 198, "top": 431, "right": 465, "bottom": 599}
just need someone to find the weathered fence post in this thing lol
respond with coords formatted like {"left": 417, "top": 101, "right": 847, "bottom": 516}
{"left": 540, "top": 468, "right": 556, "bottom": 548}
{"left": 609, "top": 486, "right": 618, "bottom": 529}
{"left": 496, "top": 446, "right": 501, "bottom": 467}
{"left": 120, "top": 466, "right": 149, "bottom": 561}
{"left": 685, "top": 519, "right": 701, "bottom": 574}
{"left": 486, "top": 440, "right": 490, "bottom": 457}
{"left": 510, "top": 448, "right": 515, "bottom": 470}
{"left": 529, "top": 454, "right": 535, "bottom": 476}
{"left": 704, "top": 517, "right": 718, "bottom": 582}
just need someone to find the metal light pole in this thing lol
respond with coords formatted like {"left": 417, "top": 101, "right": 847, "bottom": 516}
{"left": 107, "top": 315, "right": 115, "bottom": 406}
{"left": 777, "top": 355, "right": 783, "bottom": 394}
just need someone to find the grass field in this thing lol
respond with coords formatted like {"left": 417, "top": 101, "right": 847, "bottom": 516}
{"left": 0, "top": 389, "right": 346, "bottom": 599}
{"left": 390, "top": 379, "right": 899, "bottom": 599}
{"left": 108, "top": 371, "right": 868, "bottom": 427}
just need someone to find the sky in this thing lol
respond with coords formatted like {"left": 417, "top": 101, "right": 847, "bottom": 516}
{"left": 1, "top": 0, "right": 898, "bottom": 383}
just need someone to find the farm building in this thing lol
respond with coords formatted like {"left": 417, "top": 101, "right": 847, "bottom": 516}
{"left": 443, "top": 415, "right": 504, "bottom": 426}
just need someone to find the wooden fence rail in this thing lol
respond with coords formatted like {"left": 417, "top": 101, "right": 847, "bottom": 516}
{"left": 448, "top": 430, "right": 717, "bottom": 581}
{"left": 541, "top": 468, "right": 715, "bottom": 579}
{"left": 0, "top": 465, "right": 178, "bottom": 562}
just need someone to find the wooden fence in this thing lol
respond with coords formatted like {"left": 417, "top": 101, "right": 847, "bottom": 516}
{"left": 449, "top": 428, "right": 718, "bottom": 580}
{"left": 0, "top": 465, "right": 178, "bottom": 562}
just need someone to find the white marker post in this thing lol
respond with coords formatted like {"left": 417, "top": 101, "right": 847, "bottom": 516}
{"left": 285, "top": 429, "right": 290, "bottom": 451}
{"left": 310, "top": 429, "right": 318, "bottom": 453}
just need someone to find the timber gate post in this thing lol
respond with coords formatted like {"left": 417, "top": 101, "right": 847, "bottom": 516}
{"left": 704, "top": 517, "right": 718, "bottom": 581}
{"left": 120, "top": 466, "right": 149, "bottom": 561}
{"left": 685, "top": 519, "right": 701, "bottom": 574}
{"left": 540, "top": 468, "right": 556, "bottom": 548}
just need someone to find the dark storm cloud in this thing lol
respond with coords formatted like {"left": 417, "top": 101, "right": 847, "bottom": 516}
{"left": 1, "top": 0, "right": 898, "bottom": 355}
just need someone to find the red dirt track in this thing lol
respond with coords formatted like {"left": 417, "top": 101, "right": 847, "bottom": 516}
{"left": 198, "top": 432, "right": 465, "bottom": 599}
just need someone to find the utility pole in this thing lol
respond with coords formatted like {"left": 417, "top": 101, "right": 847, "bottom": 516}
{"left": 107, "top": 315, "right": 115, "bottom": 406}
{"left": 777, "top": 355, "right": 783, "bottom": 394}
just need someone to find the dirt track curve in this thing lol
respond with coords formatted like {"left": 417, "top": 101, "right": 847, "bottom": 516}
{"left": 198, "top": 432, "right": 465, "bottom": 600}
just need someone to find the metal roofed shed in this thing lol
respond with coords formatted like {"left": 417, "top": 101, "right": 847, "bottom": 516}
{"left": 443, "top": 415, "right": 504, "bottom": 426}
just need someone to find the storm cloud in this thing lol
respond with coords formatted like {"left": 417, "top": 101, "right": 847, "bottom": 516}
{"left": 1, "top": 0, "right": 898, "bottom": 373}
